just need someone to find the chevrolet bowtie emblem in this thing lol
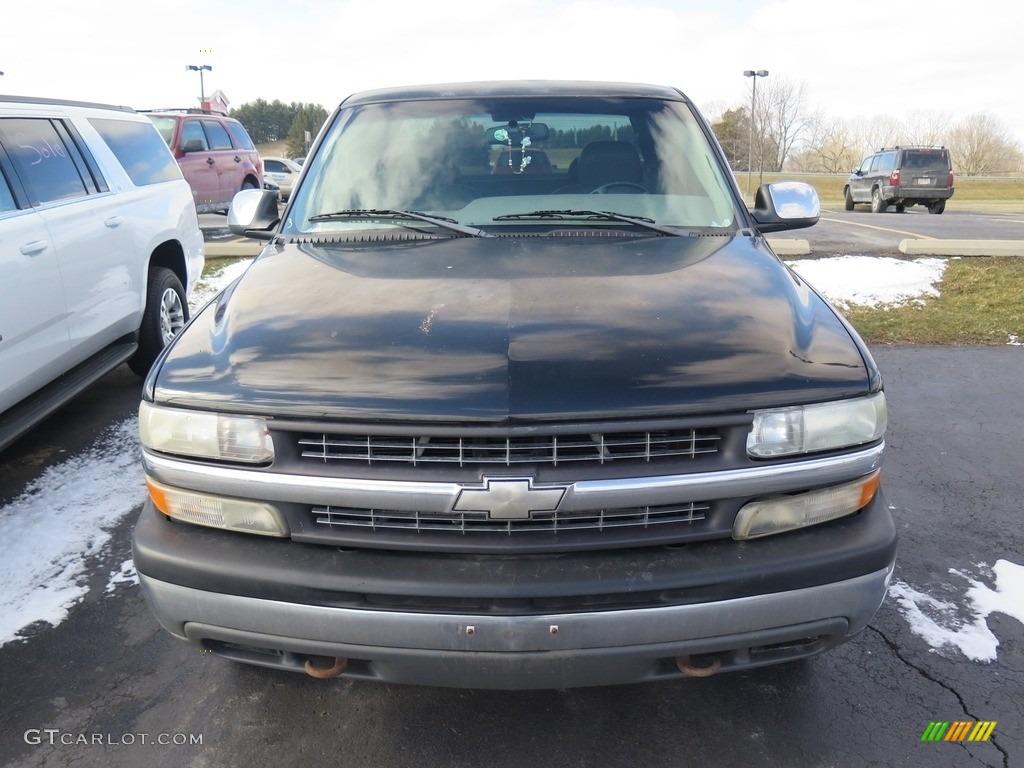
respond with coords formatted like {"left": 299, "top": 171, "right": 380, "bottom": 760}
{"left": 452, "top": 478, "right": 567, "bottom": 520}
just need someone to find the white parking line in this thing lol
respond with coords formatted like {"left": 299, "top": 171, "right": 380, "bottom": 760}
{"left": 819, "top": 216, "right": 938, "bottom": 240}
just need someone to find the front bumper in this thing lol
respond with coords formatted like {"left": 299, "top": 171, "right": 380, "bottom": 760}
{"left": 133, "top": 491, "right": 896, "bottom": 689}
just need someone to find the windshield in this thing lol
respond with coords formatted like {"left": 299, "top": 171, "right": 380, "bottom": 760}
{"left": 282, "top": 96, "right": 738, "bottom": 236}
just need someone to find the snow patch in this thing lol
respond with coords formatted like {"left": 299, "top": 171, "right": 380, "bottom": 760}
{"left": 188, "top": 258, "right": 254, "bottom": 310}
{"left": 787, "top": 256, "right": 947, "bottom": 307}
{"left": 105, "top": 558, "right": 139, "bottom": 594}
{"left": 0, "top": 420, "right": 144, "bottom": 646}
{"left": 0, "top": 258, "right": 256, "bottom": 647}
{"left": 888, "top": 559, "right": 1024, "bottom": 661}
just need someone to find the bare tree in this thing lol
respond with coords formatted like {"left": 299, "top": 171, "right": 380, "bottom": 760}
{"left": 754, "top": 77, "right": 811, "bottom": 172}
{"left": 717, "top": 82, "right": 1024, "bottom": 177}
{"left": 851, "top": 112, "right": 950, "bottom": 155}
{"left": 698, "top": 99, "right": 729, "bottom": 126}
{"left": 947, "top": 113, "right": 1024, "bottom": 175}
{"left": 858, "top": 115, "right": 909, "bottom": 155}
{"left": 903, "top": 110, "right": 953, "bottom": 146}
{"left": 790, "top": 115, "right": 862, "bottom": 173}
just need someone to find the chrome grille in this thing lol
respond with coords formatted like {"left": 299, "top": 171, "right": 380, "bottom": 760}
{"left": 311, "top": 502, "right": 708, "bottom": 534}
{"left": 298, "top": 429, "right": 720, "bottom": 467}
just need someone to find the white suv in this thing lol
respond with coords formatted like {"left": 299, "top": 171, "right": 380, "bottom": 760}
{"left": 0, "top": 96, "right": 204, "bottom": 451}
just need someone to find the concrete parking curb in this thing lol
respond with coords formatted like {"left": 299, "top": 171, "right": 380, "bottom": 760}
{"left": 766, "top": 238, "right": 811, "bottom": 256}
{"left": 899, "top": 239, "right": 1024, "bottom": 257}
{"left": 205, "top": 237, "right": 1023, "bottom": 260}
{"left": 205, "top": 241, "right": 264, "bottom": 259}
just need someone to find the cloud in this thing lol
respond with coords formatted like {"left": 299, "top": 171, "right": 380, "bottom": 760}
{"left": 3, "top": 0, "right": 1022, "bottom": 145}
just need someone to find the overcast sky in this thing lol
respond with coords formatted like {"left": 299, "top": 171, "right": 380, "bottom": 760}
{"left": 3, "top": 0, "right": 1022, "bottom": 149}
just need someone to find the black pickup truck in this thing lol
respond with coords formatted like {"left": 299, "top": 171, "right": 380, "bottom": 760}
{"left": 132, "top": 81, "right": 895, "bottom": 689}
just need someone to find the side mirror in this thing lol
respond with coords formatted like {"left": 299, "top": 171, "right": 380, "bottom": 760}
{"left": 181, "top": 139, "right": 206, "bottom": 153}
{"left": 228, "top": 189, "right": 280, "bottom": 240}
{"left": 749, "top": 181, "right": 820, "bottom": 233}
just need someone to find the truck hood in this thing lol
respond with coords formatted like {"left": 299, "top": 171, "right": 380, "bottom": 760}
{"left": 154, "top": 233, "right": 874, "bottom": 421}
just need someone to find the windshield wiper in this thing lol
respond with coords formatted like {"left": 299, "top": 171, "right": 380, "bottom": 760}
{"left": 492, "top": 209, "right": 686, "bottom": 237}
{"left": 308, "top": 209, "right": 491, "bottom": 238}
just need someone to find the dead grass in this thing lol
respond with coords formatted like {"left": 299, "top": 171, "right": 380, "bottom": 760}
{"left": 838, "top": 257, "right": 1024, "bottom": 345}
{"left": 256, "top": 140, "right": 291, "bottom": 158}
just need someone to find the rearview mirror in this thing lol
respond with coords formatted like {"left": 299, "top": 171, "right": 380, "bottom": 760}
{"left": 486, "top": 122, "right": 550, "bottom": 144}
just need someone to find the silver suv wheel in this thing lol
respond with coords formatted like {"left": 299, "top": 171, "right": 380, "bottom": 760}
{"left": 871, "top": 188, "right": 887, "bottom": 214}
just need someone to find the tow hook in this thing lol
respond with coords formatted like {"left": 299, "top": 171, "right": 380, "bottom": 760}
{"left": 676, "top": 655, "right": 722, "bottom": 677}
{"left": 304, "top": 657, "right": 348, "bottom": 679}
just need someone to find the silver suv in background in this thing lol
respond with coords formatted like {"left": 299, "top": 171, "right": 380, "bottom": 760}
{"left": 845, "top": 145, "right": 954, "bottom": 214}
{"left": 0, "top": 96, "right": 204, "bottom": 452}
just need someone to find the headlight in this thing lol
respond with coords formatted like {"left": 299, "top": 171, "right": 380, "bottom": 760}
{"left": 146, "top": 477, "right": 288, "bottom": 536}
{"left": 746, "top": 392, "right": 886, "bottom": 458}
{"left": 139, "top": 402, "right": 274, "bottom": 463}
{"left": 733, "top": 471, "right": 881, "bottom": 540}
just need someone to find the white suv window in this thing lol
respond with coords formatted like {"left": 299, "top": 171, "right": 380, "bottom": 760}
{"left": 0, "top": 118, "right": 97, "bottom": 204}
{"left": 0, "top": 168, "right": 16, "bottom": 213}
{"left": 89, "top": 117, "right": 182, "bottom": 186}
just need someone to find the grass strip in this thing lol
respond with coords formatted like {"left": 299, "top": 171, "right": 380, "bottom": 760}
{"left": 838, "top": 257, "right": 1024, "bottom": 345}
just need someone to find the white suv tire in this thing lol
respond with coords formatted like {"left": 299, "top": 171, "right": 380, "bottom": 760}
{"left": 128, "top": 267, "right": 188, "bottom": 375}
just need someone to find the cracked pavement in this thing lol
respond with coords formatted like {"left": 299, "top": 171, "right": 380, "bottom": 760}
{"left": 0, "top": 347, "right": 1020, "bottom": 768}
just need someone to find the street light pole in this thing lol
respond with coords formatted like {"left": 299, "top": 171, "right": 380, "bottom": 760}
{"left": 743, "top": 69, "right": 768, "bottom": 198}
{"left": 186, "top": 64, "right": 212, "bottom": 109}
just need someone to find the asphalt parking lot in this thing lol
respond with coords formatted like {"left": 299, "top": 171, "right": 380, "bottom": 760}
{"left": 1, "top": 213, "right": 1022, "bottom": 768}
{"left": 799, "top": 207, "right": 1024, "bottom": 257}
{"left": 0, "top": 347, "right": 1021, "bottom": 768}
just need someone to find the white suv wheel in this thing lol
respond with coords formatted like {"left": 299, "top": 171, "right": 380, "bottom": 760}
{"left": 160, "top": 286, "right": 186, "bottom": 345}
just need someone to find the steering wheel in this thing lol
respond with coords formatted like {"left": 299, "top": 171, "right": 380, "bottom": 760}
{"left": 413, "top": 183, "right": 479, "bottom": 210}
{"left": 589, "top": 182, "right": 648, "bottom": 194}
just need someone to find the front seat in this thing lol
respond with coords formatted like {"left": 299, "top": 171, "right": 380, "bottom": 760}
{"left": 570, "top": 141, "right": 644, "bottom": 192}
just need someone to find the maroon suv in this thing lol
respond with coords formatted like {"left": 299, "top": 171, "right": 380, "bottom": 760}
{"left": 146, "top": 111, "right": 262, "bottom": 213}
